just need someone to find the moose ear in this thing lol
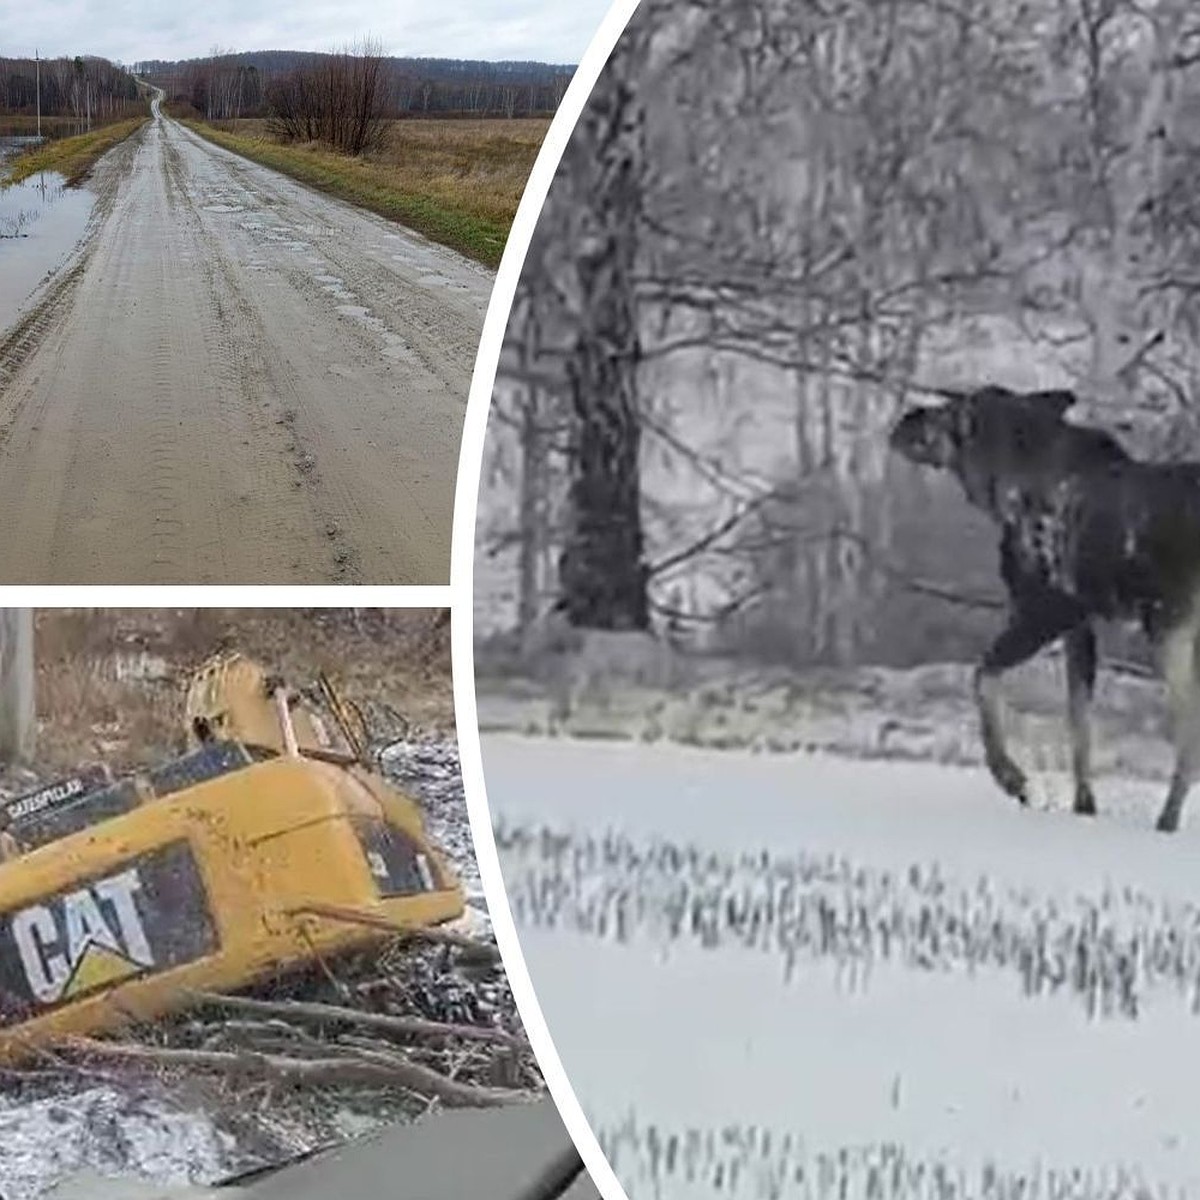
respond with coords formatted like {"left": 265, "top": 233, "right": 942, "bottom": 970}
{"left": 1024, "top": 389, "right": 1076, "bottom": 418}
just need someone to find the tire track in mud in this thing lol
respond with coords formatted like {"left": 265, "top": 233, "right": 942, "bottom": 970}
{"left": 171, "top": 116, "right": 485, "bottom": 581}
{"left": 199, "top": 247, "right": 365, "bottom": 582}
{"left": 200, "top": 258, "right": 365, "bottom": 576}
{"left": 171, "top": 119, "right": 482, "bottom": 553}
{"left": 164, "top": 137, "right": 352, "bottom": 578}
{"left": 159, "top": 129, "right": 352, "bottom": 580}
{"left": 171, "top": 125, "right": 479, "bottom": 572}
{"left": 0, "top": 254, "right": 88, "bottom": 395}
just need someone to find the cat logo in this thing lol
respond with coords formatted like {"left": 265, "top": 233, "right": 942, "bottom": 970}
{"left": 11, "top": 868, "right": 153, "bottom": 1005}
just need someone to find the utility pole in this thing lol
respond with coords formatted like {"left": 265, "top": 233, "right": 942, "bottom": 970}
{"left": 0, "top": 610, "right": 35, "bottom": 764}
{"left": 35, "top": 49, "right": 41, "bottom": 140}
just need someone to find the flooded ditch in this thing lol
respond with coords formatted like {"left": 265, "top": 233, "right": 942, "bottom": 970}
{"left": 0, "top": 139, "right": 94, "bottom": 335}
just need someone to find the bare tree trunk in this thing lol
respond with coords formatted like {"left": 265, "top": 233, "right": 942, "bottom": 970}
{"left": 0, "top": 609, "right": 35, "bottom": 764}
{"left": 1074, "top": 7, "right": 1173, "bottom": 410}
{"left": 517, "top": 388, "right": 545, "bottom": 631}
{"left": 557, "top": 39, "right": 649, "bottom": 632}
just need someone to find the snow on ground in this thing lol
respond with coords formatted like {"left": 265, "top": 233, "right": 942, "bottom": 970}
{"left": 483, "top": 732, "right": 1200, "bottom": 1200}
{"left": 0, "top": 1084, "right": 261, "bottom": 1200}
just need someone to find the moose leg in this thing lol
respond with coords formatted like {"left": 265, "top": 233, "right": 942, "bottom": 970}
{"left": 1064, "top": 623, "right": 1098, "bottom": 816}
{"left": 976, "top": 605, "right": 1082, "bottom": 805}
{"left": 1153, "top": 613, "right": 1200, "bottom": 833}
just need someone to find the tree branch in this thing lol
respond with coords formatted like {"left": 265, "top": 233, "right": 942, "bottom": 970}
{"left": 647, "top": 495, "right": 773, "bottom": 578}
{"left": 60, "top": 1037, "right": 532, "bottom": 1108}
{"left": 187, "top": 990, "right": 527, "bottom": 1050}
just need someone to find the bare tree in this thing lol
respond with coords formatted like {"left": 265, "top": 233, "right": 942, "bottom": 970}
{"left": 555, "top": 32, "right": 652, "bottom": 632}
{"left": 266, "top": 39, "right": 390, "bottom": 156}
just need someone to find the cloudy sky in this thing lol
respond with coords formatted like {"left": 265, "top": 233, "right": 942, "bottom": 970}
{"left": 0, "top": 0, "right": 612, "bottom": 65}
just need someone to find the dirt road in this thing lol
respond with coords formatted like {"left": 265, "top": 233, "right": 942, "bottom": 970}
{"left": 0, "top": 96, "right": 491, "bottom": 583}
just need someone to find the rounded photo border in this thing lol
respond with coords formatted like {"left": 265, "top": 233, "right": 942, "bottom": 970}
{"left": 451, "top": 3, "right": 643, "bottom": 1199}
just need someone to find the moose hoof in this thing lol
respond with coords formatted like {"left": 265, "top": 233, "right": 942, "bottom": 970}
{"left": 1074, "top": 786, "right": 1097, "bottom": 817}
{"left": 987, "top": 755, "right": 1028, "bottom": 806}
{"left": 1155, "top": 809, "right": 1181, "bottom": 834}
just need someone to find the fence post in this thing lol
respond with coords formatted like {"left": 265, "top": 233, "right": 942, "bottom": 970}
{"left": 0, "top": 609, "right": 35, "bottom": 764}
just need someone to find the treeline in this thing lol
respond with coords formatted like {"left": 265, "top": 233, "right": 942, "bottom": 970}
{"left": 143, "top": 49, "right": 572, "bottom": 120}
{"left": 0, "top": 55, "right": 144, "bottom": 128}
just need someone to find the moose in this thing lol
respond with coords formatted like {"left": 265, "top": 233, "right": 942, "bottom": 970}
{"left": 889, "top": 385, "right": 1200, "bottom": 832}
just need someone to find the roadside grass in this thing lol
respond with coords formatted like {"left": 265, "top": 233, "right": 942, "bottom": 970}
{"left": 180, "top": 116, "right": 549, "bottom": 268}
{"left": 2, "top": 116, "right": 149, "bottom": 186}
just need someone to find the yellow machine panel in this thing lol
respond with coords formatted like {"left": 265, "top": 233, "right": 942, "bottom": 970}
{"left": 0, "top": 659, "right": 465, "bottom": 1060}
{"left": 185, "top": 653, "right": 364, "bottom": 760}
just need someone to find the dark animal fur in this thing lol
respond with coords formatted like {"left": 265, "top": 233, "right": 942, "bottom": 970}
{"left": 890, "top": 385, "right": 1200, "bottom": 831}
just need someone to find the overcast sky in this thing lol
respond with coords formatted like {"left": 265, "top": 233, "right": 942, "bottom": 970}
{"left": 0, "top": 0, "right": 611, "bottom": 65}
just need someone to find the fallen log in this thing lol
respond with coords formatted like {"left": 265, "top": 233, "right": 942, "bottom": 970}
{"left": 60, "top": 1036, "right": 534, "bottom": 1109}
{"left": 188, "top": 989, "right": 527, "bottom": 1050}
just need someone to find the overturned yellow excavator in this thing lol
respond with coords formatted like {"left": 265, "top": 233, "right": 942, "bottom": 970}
{"left": 0, "top": 654, "right": 464, "bottom": 1058}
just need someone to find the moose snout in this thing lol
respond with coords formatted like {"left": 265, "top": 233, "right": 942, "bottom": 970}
{"left": 888, "top": 409, "right": 924, "bottom": 458}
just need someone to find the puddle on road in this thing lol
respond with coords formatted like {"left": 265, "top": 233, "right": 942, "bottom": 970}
{"left": 335, "top": 302, "right": 417, "bottom": 364}
{"left": 315, "top": 273, "right": 356, "bottom": 302}
{"left": 0, "top": 159, "right": 94, "bottom": 335}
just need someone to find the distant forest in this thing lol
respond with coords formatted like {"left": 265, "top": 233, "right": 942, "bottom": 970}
{"left": 0, "top": 55, "right": 143, "bottom": 126}
{"left": 140, "top": 51, "right": 575, "bottom": 120}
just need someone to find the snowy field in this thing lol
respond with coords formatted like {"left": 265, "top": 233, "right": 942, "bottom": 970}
{"left": 483, "top": 733, "right": 1200, "bottom": 1200}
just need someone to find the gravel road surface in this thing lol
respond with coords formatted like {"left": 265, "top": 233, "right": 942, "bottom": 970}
{"left": 0, "top": 95, "right": 490, "bottom": 583}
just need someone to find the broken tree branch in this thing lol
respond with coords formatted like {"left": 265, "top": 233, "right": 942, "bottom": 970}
{"left": 60, "top": 1036, "right": 533, "bottom": 1109}
{"left": 647, "top": 494, "right": 773, "bottom": 579}
{"left": 189, "top": 990, "right": 527, "bottom": 1050}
